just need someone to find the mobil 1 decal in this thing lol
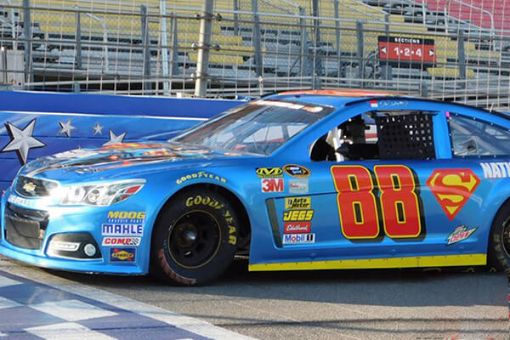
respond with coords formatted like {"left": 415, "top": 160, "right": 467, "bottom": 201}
{"left": 330, "top": 165, "right": 424, "bottom": 240}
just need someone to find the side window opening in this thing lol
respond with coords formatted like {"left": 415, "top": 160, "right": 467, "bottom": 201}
{"left": 311, "top": 111, "right": 436, "bottom": 162}
{"left": 448, "top": 113, "right": 510, "bottom": 157}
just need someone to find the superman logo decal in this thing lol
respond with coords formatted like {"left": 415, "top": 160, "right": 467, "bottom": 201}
{"left": 426, "top": 169, "right": 480, "bottom": 220}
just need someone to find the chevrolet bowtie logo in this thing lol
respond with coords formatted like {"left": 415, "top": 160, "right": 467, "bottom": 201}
{"left": 22, "top": 181, "right": 37, "bottom": 194}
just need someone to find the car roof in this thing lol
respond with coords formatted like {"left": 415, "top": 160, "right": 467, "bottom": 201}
{"left": 271, "top": 89, "right": 404, "bottom": 108}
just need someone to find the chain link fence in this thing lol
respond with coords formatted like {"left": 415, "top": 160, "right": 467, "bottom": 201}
{"left": 0, "top": 0, "right": 509, "bottom": 110}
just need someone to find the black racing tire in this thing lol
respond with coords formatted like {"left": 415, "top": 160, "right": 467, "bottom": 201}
{"left": 150, "top": 189, "right": 239, "bottom": 286}
{"left": 488, "top": 203, "right": 510, "bottom": 274}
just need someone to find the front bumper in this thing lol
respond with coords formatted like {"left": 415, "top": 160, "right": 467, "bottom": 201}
{"left": 0, "top": 190, "right": 150, "bottom": 275}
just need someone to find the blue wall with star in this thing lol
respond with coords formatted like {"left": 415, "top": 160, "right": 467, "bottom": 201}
{"left": 0, "top": 91, "right": 245, "bottom": 191}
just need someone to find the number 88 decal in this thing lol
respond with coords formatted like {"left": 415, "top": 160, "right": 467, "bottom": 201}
{"left": 331, "top": 165, "right": 422, "bottom": 240}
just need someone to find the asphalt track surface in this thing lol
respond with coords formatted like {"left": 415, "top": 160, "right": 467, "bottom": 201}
{"left": 0, "top": 256, "right": 508, "bottom": 340}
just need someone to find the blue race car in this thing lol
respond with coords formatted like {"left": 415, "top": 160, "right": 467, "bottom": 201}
{"left": 2, "top": 89, "right": 510, "bottom": 285}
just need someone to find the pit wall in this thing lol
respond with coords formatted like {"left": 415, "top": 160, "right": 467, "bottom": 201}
{"left": 0, "top": 91, "right": 244, "bottom": 190}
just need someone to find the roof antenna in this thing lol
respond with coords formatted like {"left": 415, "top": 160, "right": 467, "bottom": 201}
{"left": 489, "top": 103, "right": 494, "bottom": 112}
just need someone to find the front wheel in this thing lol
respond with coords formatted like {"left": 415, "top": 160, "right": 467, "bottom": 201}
{"left": 151, "top": 189, "right": 239, "bottom": 285}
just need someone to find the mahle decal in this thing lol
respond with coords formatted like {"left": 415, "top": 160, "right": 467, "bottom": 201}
{"left": 427, "top": 169, "right": 480, "bottom": 220}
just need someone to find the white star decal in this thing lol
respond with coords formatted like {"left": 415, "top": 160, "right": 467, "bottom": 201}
{"left": 59, "top": 119, "right": 76, "bottom": 137}
{"left": 92, "top": 123, "right": 103, "bottom": 135}
{"left": 104, "top": 130, "right": 126, "bottom": 146}
{"left": 2, "top": 119, "right": 45, "bottom": 165}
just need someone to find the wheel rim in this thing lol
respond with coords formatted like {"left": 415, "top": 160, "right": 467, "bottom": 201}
{"left": 168, "top": 211, "right": 221, "bottom": 269}
{"left": 503, "top": 220, "right": 510, "bottom": 258}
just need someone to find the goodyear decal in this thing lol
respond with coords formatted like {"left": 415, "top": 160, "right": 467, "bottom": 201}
{"left": 283, "top": 209, "right": 314, "bottom": 222}
{"left": 176, "top": 171, "right": 227, "bottom": 185}
{"left": 185, "top": 195, "right": 224, "bottom": 209}
{"left": 283, "top": 164, "right": 311, "bottom": 178}
{"left": 427, "top": 169, "right": 480, "bottom": 220}
{"left": 256, "top": 167, "right": 283, "bottom": 178}
{"left": 285, "top": 196, "right": 311, "bottom": 210}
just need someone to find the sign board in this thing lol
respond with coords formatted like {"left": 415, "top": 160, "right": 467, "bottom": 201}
{"left": 378, "top": 36, "right": 436, "bottom": 65}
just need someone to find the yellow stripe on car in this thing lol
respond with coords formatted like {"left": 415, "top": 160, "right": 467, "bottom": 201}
{"left": 248, "top": 254, "right": 486, "bottom": 271}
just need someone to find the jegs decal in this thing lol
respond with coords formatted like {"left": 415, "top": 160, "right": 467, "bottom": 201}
{"left": 427, "top": 169, "right": 480, "bottom": 220}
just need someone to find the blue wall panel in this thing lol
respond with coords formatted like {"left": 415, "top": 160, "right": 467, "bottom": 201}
{"left": 0, "top": 91, "right": 245, "bottom": 191}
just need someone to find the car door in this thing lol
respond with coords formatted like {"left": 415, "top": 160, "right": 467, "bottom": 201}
{"left": 272, "top": 102, "right": 470, "bottom": 262}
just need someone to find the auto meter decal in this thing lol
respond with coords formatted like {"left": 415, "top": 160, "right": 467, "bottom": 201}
{"left": 427, "top": 169, "right": 480, "bottom": 220}
{"left": 283, "top": 164, "right": 311, "bottom": 178}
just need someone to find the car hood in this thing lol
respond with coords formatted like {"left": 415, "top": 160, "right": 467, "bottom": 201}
{"left": 20, "top": 142, "right": 248, "bottom": 181}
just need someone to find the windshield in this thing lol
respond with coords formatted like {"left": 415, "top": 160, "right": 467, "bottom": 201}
{"left": 173, "top": 100, "right": 333, "bottom": 155}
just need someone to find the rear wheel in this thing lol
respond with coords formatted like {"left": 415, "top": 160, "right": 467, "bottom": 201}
{"left": 151, "top": 189, "right": 239, "bottom": 285}
{"left": 489, "top": 204, "right": 510, "bottom": 274}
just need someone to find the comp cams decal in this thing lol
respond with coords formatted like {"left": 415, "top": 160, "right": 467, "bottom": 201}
{"left": 102, "top": 237, "right": 141, "bottom": 247}
{"left": 427, "top": 169, "right": 480, "bottom": 220}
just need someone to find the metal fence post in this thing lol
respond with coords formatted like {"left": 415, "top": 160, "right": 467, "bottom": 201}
{"left": 457, "top": 29, "right": 466, "bottom": 83}
{"left": 75, "top": 8, "right": 82, "bottom": 69}
{"left": 233, "top": 0, "right": 240, "bottom": 36}
{"left": 251, "top": 0, "right": 263, "bottom": 78}
{"left": 298, "top": 6, "right": 310, "bottom": 77}
{"left": 169, "top": 14, "right": 179, "bottom": 78}
{"left": 333, "top": 0, "right": 341, "bottom": 78}
{"left": 356, "top": 21, "right": 364, "bottom": 81}
{"left": 141, "top": 5, "right": 152, "bottom": 94}
{"left": 194, "top": 0, "right": 214, "bottom": 97}
{"left": 311, "top": 0, "right": 322, "bottom": 78}
{"left": 160, "top": 0, "right": 170, "bottom": 95}
{"left": 22, "top": 0, "right": 32, "bottom": 85}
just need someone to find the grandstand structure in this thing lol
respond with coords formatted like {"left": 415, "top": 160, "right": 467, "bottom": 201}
{"left": 0, "top": 0, "right": 509, "bottom": 110}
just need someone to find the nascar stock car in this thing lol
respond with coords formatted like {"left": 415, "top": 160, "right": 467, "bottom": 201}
{"left": 1, "top": 89, "right": 510, "bottom": 285}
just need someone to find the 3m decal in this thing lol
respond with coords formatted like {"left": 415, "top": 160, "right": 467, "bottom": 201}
{"left": 284, "top": 222, "right": 311, "bottom": 234}
{"left": 447, "top": 225, "right": 477, "bottom": 245}
{"left": 331, "top": 165, "right": 422, "bottom": 240}
{"left": 110, "top": 248, "right": 136, "bottom": 262}
{"left": 283, "top": 164, "right": 311, "bottom": 178}
{"left": 480, "top": 162, "right": 510, "bottom": 179}
{"left": 289, "top": 179, "right": 308, "bottom": 194}
{"left": 261, "top": 178, "right": 284, "bottom": 193}
{"left": 176, "top": 171, "right": 227, "bottom": 185}
{"left": 256, "top": 167, "right": 283, "bottom": 178}
{"left": 185, "top": 195, "right": 224, "bottom": 209}
{"left": 285, "top": 197, "right": 311, "bottom": 209}
{"left": 283, "top": 209, "right": 314, "bottom": 222}
{"left": 102, "top": 237, "right": 141, "bottom": 247}
{"left": 427, "top": 169, "right": 480, "bottom": 220}
{"left": 282, "top": 233, "right": 315, "bottom": 245}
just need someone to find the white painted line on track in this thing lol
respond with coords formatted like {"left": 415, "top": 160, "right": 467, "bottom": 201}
{"left": 0, "top": 267, "right": 257, "bottom": 340}
{"left": 26, "top": 322, "right": 116, "bottom": 340}
{"left": 31, "top": 299, "right": 117, "bottom": 322}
